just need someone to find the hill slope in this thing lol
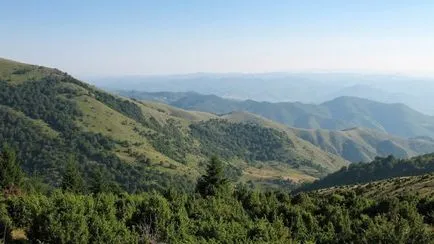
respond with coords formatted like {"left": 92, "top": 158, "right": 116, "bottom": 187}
{"left": 315, "top": 173, "right": 434, "bottom": 198}
{"left": 120, "top": 91, "right": 434, "bottom": 138}
{"left": 292, "top": 127, "right": 434, "bottom": 162}
{"left": 0, "top": 58, "right": 348, "bottom": 191}
{"left": 215, "top": 111, "right": 434, "bottom": 163}
{"left": 298, "top": 154, "right": 434, "bottom": 192}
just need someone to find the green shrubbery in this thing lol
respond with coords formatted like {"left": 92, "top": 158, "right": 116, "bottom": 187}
{"left": 0, "top": 154, "right": 433, "bottom": 243}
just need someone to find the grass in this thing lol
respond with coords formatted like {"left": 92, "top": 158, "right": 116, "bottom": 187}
{"left": 293, "top": 127, "right": 434, "bottom": 163}
{"left": 0, "top": 57, "right": 357, "bottom": 189}
{"left": 316, "top": 173, "right": 434, "bottom": 198}
{"left": 0, "top": 58, "right": 63, "bottom": 85}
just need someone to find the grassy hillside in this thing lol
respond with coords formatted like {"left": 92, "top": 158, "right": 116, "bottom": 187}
{"left": 298, "top": 154, "right": 434, "bottom": 192}
{"left": 121, "top": 90, "right": 434, "bottom": 138}
{"left": 219, "top": 111, "right": 434, "bottom": 163}
{"left": 316, "top": 173, "right": 434, "bottom": 198}
{"left": 0, "top": 58, "right": 348, "bottom": 191}
{"left": 292, "top": 127, "right": 434, "bottom": 162}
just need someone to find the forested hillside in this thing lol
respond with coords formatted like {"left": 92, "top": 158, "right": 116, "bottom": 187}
{"left": 121, "top": 90, "right": 434, "bottom": 138}
{"left": 0, "top": 58, "right": 348, "bottom": 191}
{"left": 316, "top": 173, "right": 434, "bottom": 198}
{"left": 216, "top": 111, "right": 434, "bottom": 163}
{"left": 299, "top": 154, "right": 434, "bottom": 192}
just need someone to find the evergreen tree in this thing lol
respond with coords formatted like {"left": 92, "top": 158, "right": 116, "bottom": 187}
{"left": 196, "top": 156, "right": 229, "bottom": 197}
{"left": 0, "top": 144, "right": 23, "bottom": 189}
{"left": 61, "top": 156, "right": 85, "bottom": 193}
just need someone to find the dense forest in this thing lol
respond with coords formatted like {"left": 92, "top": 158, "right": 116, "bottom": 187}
{"left": 0, "top": 149, "right": 433, "bottom": 243}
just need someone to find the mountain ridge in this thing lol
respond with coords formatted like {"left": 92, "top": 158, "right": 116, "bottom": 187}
{"left": 0, "top": 58, "right": 349, "bottom": 191}
{"left": 120, "top": 90, "right": 434, "bottom": 138}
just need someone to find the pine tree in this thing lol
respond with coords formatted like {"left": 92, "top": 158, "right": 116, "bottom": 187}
{"left": 196, "top": 156, "right": 229, "bottom": 197}
{"left": 0, "top": 144, "right": 23, "bottom": 189}
{"left": 61, "top": 156, "right": 85, "bottom": 193}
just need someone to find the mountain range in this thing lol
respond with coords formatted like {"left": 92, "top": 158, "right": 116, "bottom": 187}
{"left": 119, "top": 91, "right": 434, "bottom": 139}
{"left": 0, "top": 58, "right": 348, "bottom": 191}
{"left": 2, "top": 57, "right": 434, "bottom": 193}
{"left": 91, "top": 73, "right": 434, "bottom": 115}
{"left": 119, "top": 91, "right": 434, "bottom": 162}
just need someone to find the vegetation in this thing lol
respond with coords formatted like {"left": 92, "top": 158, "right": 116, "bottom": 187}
{"left": 190, "top": 119, "right": 334, "bottom": 175}
{"left": 300, "top": 154, "right": 434, "bottom": 192}
{"left": 0, "top": 144, "right": 23, "bottom": 190}
{"left": 0, "top": 59, "right": 433, "bottom": 243}
{"left": 0, "top": 153, "right": 433, "bottom": 243}
{"left": 316, "top": 173, "right": 434, "bottom": 199}
{"left": 0, "top": 58, "right": 351, "bottom": 191}
{"left": 293, "top": 127, "right": 434, "bottom": 162}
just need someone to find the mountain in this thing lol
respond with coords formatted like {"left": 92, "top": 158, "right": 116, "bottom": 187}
{"left": 298, "top": 154, "right": 434, "bottom": 192}
{"left": 0, "top": 58, "right": 348, "bottom": 191}
{"left": 213, "top": 111, "right": 434, "bottom": 163}
{"left": 120, "top": 91, "right": 434, "bottom": 138}
{"left": 95, "top": 73, "right": 434, "bottom": 116}
{"left": 292, "top": 127, "right": 434, "bottom": 162}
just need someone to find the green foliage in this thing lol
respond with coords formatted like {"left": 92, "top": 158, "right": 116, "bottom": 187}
{"left": 2, "top": 185, "right": 433, "bottom": 243}
{"left": 0, "top": 144, "right": 23, "bottom": 189}
{"left": 0, "top": 75, "right": 194, "bottom": 192}
{"left": 301, "top": 154, "right": 434, "bottom": 192}
{"left": 61, "top": 157, "right": 85, "bottom": 194}
{"left": 196, "top": 156, "right": 230, "bottom": 197}
{"left": 191, "top": 119, "right": 293, "bottom": 162}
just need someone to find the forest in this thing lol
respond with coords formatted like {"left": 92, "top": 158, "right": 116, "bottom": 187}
{"left": 0, "top": 147, "right": 433, "bottom": 243}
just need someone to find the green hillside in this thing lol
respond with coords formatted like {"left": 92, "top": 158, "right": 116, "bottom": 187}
{"left": 316, "top": 173, "right": 434, "bottom": 198}
{"left": 218, "top": 111, "right": 434, "bottom": 163}
{"left": 298, "top": 154, "right": 434, "bottom": 192}
{"left": 121, "top": 90, "right": 434, "bottom": 138}
{"left": 0, "top": 58, "right": 348, "bottom": 191}
{"left": 292, "top": 127, "right": 434, "bottom": 162}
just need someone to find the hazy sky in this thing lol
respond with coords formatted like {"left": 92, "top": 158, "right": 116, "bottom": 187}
{"left": 1, "top": 1, "right": 434, "bottom": 76}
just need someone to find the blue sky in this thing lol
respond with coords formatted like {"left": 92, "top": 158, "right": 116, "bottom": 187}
{"left": 1, "top": 1, "right": 434, "bottom": 76}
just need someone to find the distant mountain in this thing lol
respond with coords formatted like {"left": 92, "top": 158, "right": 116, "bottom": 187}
{"left": 216, "top": 111, "right": 434, "bottom": 163}
{"left": 0, "top": 58, "right": 349, "bottom": 191}
{"left": 119, "top": 91, "right": 434, "bottom": 138}
{"left": 95, "top": 73, "right": 434, "bottom": 115}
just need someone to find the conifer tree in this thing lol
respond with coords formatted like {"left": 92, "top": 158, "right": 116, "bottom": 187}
{"left": 61, "top": 156, "right": 85, "bottom": 193}
{"left": 0, "top": 144, "right": 23, "bottom": 189}
{"left": 196, "top": 156, "right": 229, "bottom": 197}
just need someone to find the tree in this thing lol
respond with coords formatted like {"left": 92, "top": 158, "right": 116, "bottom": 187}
{"left": 196, "top": 156, "right": 229, "bottom": 197}
{"left": 90, "top": 168, "right": 121, "bottom": 194}
{"left": 0, "top": 144, "right": 23, "bottom": 189}
{"left": 61, "top": 156, "right": 85, "bottom": 193}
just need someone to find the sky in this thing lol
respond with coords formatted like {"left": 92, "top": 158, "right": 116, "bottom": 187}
{"left": 1, "top": 1, "right": 434, "bottom": 76}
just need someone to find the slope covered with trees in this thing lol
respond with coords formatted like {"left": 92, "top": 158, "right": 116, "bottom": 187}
{"left": 300, "top": 154, "right": 434, "bottom": 192}
{"left": 0, "top": 58, "right": 348, "bottom": 191}
{"left": 220, "top": 111, "right": 434, "bottom": 163}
